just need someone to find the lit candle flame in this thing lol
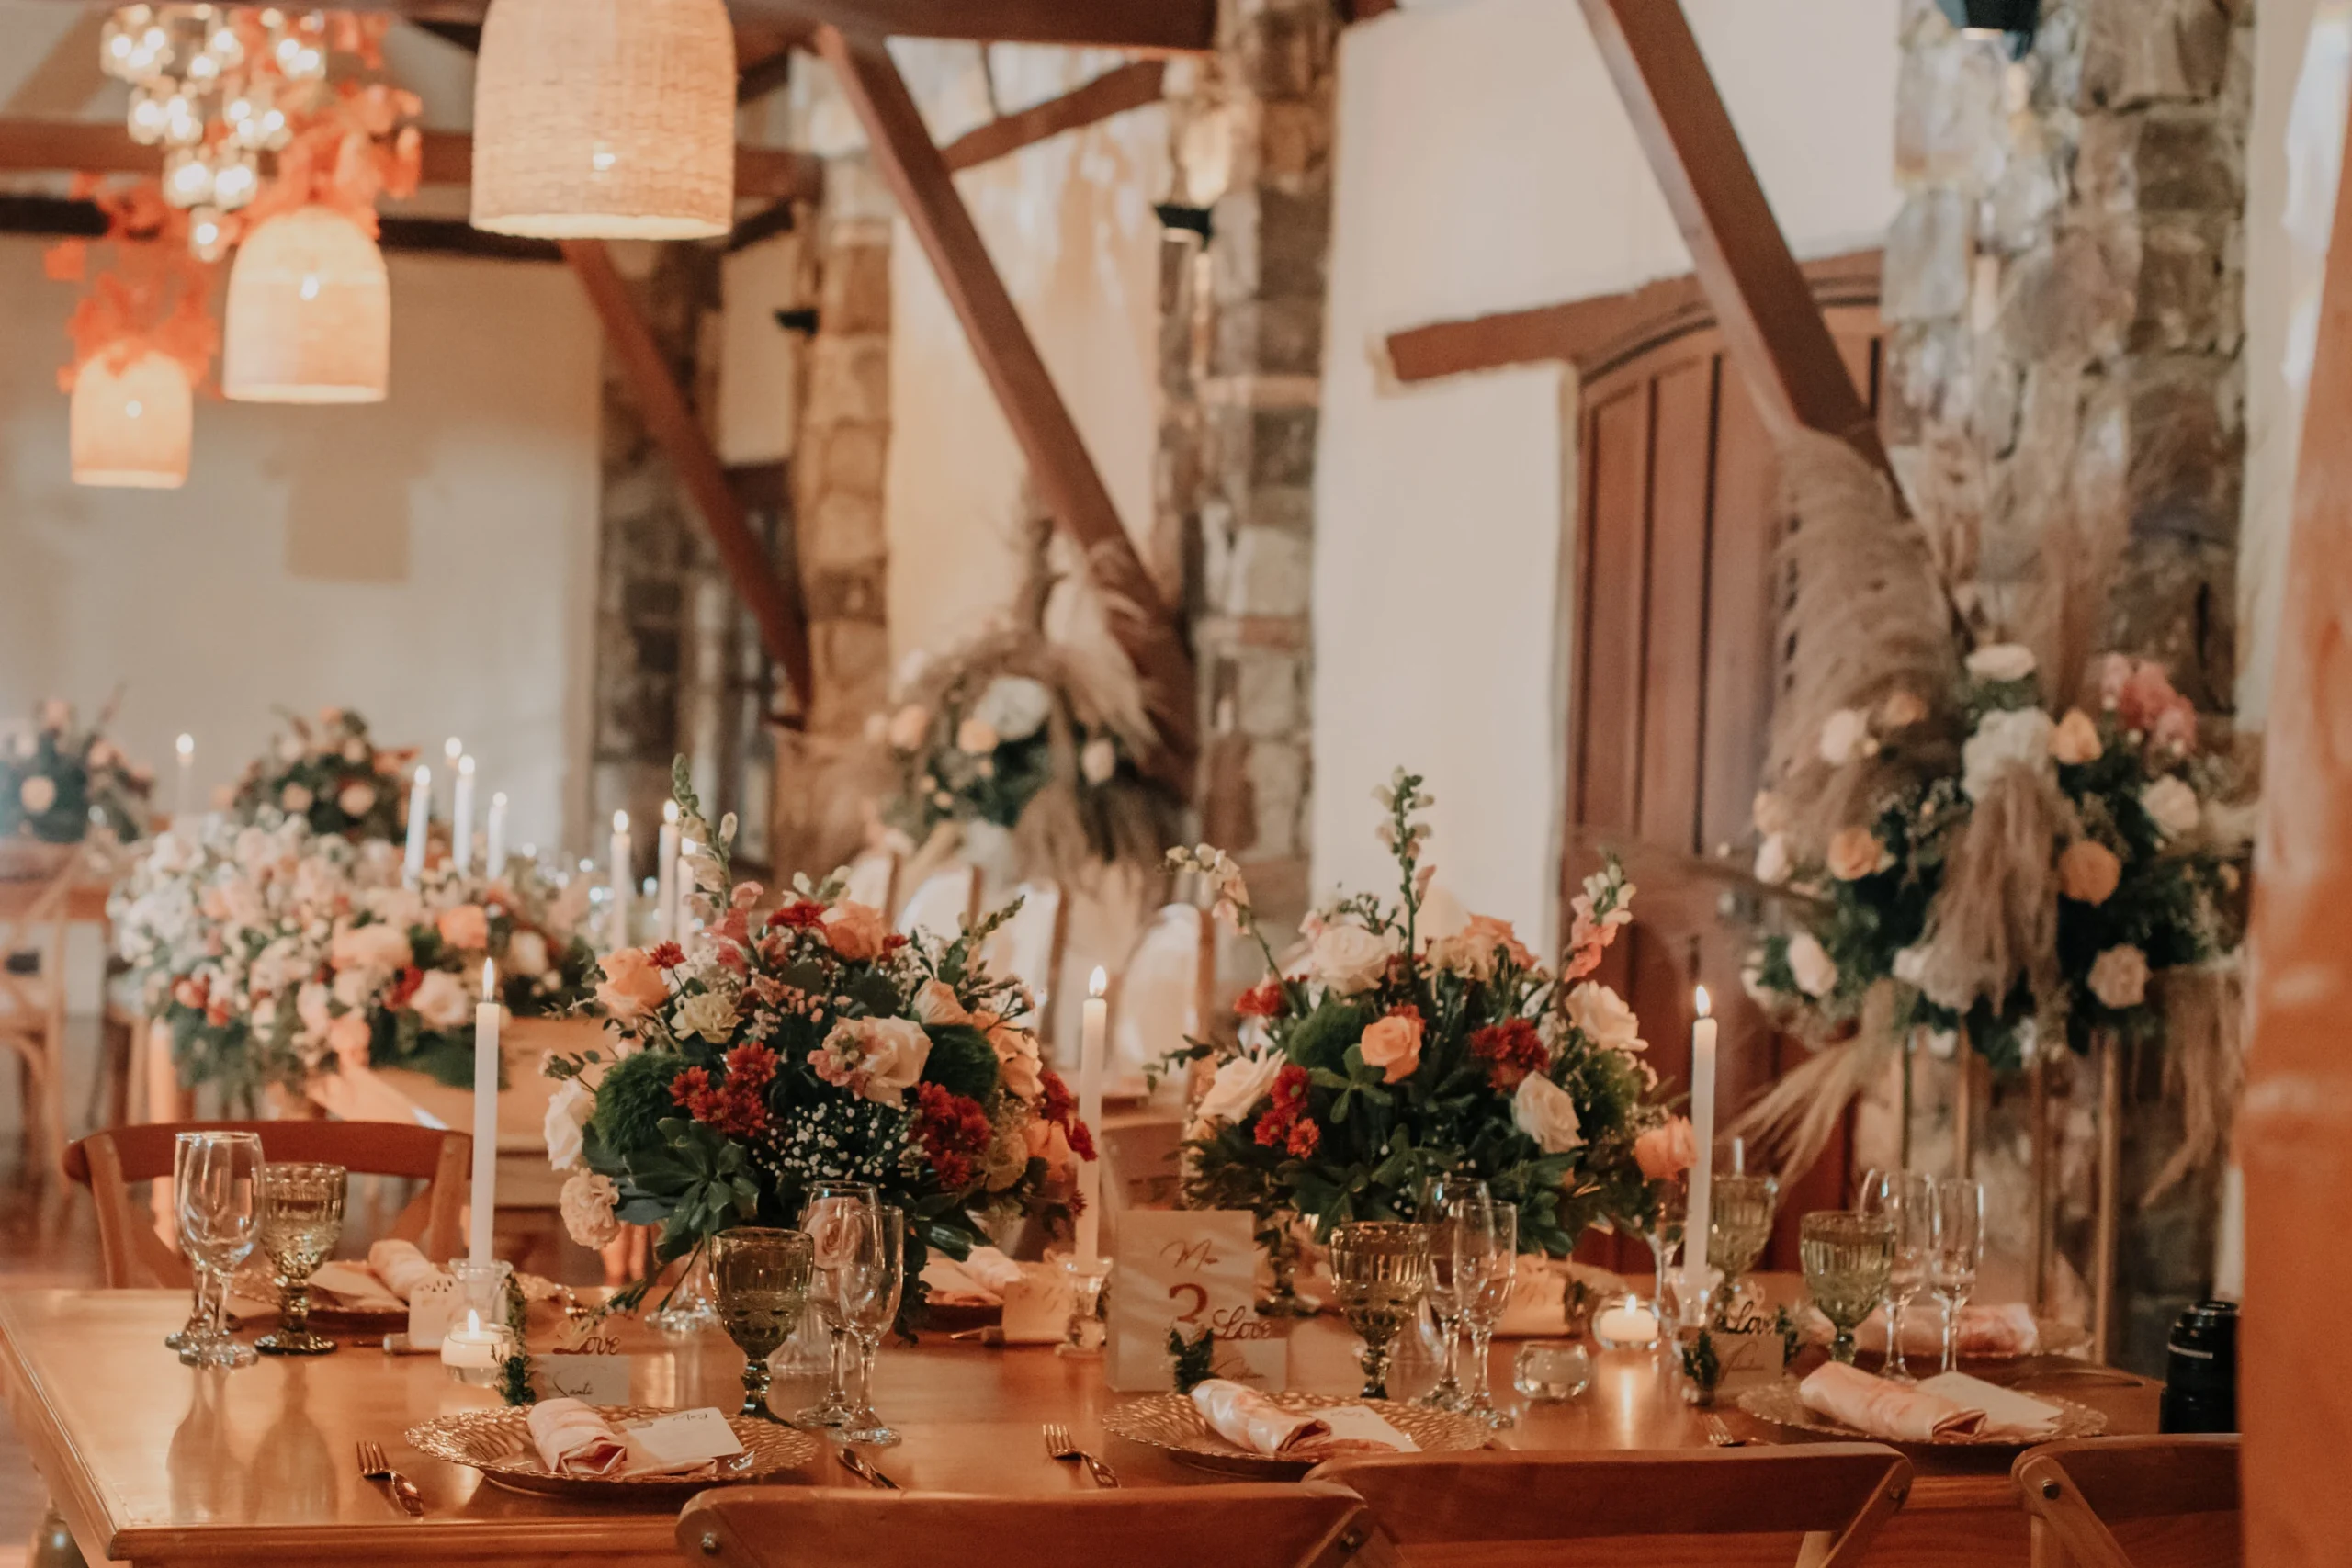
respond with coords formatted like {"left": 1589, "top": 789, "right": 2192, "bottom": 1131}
{"left": 1694, "top": 984, "right": 1712, "bottom": 1018}
{"left": 413, "top": 764, "right": 431, "bottom": 787}
{"left": 481, "top": 958, "right": 496, "bottom": 1002}
{"left": 1088, "top": 966, "right": 1108, "bottom": 998}
{"left": 458, "top": 754, "right": 475, "bottom": 777}
{"left": 175, "top": 733, "right": 194, "bottom": 759}
{"left": 492, "top": 791, "right": 507, "bottom": 808}
{"left": 444, "top": 736, "right": 463, "bottom": 763}
{"left": 613, "top": 809, "right": 629, "bottom": 833}
{"left": 663, "top": 799, "right": 680, "bottom": 824}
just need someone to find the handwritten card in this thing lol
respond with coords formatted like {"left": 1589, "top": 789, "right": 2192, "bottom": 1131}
{"left": 1710, "top": 1298, "right": 1790, "bottom": 1397}
{"left": 622, "top": 1408, "right": 743, "bottom": 1467}
{"left": 1108, "top": 1211, "right": 1286, "bottom": 1393}
{"left": 530, "top": 1354, "right": 632, "bottom": 1404}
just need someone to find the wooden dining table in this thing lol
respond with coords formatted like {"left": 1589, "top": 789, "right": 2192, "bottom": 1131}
{"left": 0, "top": 1281, "right": 2170, "bottom": 1568}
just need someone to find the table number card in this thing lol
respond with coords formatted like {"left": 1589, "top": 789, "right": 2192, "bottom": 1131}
{"left": 1107, "top": 1211, "right": 1286, "bottom": 1393}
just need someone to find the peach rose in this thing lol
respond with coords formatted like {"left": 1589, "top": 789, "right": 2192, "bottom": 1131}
{"left": 2059, "top": 840, "right": 2121, "bottom": 906}
{"left": 821, "top": 901, "right": 892, "bottom": 962}
{"left": 594, "top": 946, "right": 671, "bottom": 1021}
{"left": 1826, "top": 826, "right": 1892, "bottom": 881}
{"left": 2050, "top": 708, "right": 2103, "bottom": 766}
{"left": 436, "top": 903, "right": 490, "bottom": 950}
{"left": 1357, "top": 1009, "right": 1424, "bottom": 1084}
{"left": 1879, "top": 689, "right": 1928, "bottom": 728}
{"left": 1428, "top": 914, "right": 1535, "bottom": 980}
{"left": 2088, "top": 945, "right": 2150, "bottom": 1010}
{"left": 1634, "top": 1117, "right": 1697, "bottom": 1180}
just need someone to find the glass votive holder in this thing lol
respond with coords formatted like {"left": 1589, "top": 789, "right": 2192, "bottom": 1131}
{"left": 1589, "top": 1292, "right": 1663, "bottom": 1350}
{"left": 1057, "top": 1256, "right": 1112, "bottom": 1359}
{"left": 1512, "top": 1340, "right": 1593, "bottom": 1403}
{"left": 440, "top": 1258, "right": 516, "bottom": 1388}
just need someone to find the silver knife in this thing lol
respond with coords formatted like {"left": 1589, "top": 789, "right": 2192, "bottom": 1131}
{"left": 383, "top": 1472, "right": 426, "bottom": 1518}
{"left": 835, "top": 1446, "right": 899, "bottom": 1490}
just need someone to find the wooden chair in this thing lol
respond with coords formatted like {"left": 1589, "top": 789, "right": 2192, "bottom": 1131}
{"left": 2013, "top": 1436, "right": 2241, "bottom": 1568}
{"left": 895, "top": 863, "right": 980, "bottom": 943}
{"left": 680, "top": 1483, "right": 1385, "bottom": 1568}
{"left": 61, "top": 1120, "right": 470, "bottom": 1287}
{"left": 1310, "top": 1446, "right": 1913, "bottom": 1568}
{"left": 1108, "top": 902, "right": 1213, "bottom": 1100}
{"left": 0, "top": 855, "right": 82, "bottom": 1169}
{"left": 980, "top": 878, "right": 1067, "bottom": 1036}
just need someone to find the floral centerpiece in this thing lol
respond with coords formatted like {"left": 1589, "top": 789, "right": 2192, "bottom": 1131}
{"left": 1166, "top": 770, "right": 1679, "bottom": 1260}
{"left": 229, "top": 707, "right": 413, "bottom": 840}
{"left": 1, "top": 698, "right": 153, "bottom": 846}
{"left": 545, "top": 766, "right": 1090, "bottom": 1312}
{"left": 112, "top": 811, "right": 594, "bottom": 1103}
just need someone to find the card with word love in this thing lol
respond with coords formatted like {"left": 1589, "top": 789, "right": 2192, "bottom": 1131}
{"left": 1107, "top": 1211, "right": 1286, "bottom": 1393}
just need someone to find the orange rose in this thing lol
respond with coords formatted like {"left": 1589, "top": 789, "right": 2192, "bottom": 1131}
{"left": 436, "top": 903, "right": 490, "bottom": 950}
{"left": 821, "top": 901, "right": 891, "bottom": 962}
{"left": 1634, "top": 1117, "right": 1697, "bottom": 1180}
{"left": 594, "top": 947, "right": 671, "bottom": 1021}
{"left": 1357, "top": 1008, "right": 1425, "bottom": 1084}
{"left": 2059, "top": 840, "right": 2122, "bottom": 906}
{"left": 2050, "top": 708, "right": 2103, "bottom": 766}
{"left": 1826, "top": 826, "right": 1891, "bottom": 882}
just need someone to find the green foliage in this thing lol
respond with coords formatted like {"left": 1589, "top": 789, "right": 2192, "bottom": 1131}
{"left": 922, "top": 1025, "right": 1001, "bottom": 1102}
{"left": 1170, "top": 1326, "right": 1216, "bottom": 1393}
{"left": 593, "top": 1048, "right": 684, "bottom": 1155}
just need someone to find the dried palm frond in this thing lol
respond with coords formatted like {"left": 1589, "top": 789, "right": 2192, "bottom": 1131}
{"left": 2018, "top": 491, "right": 2131, "bottom": 712}
{"left": 1730, "top": 980, "right": 1905, "bottom": 1183}
{"left": 2143, "top": 964, "right": 2245, "bottom": 1203}
{"left": 1910, "top": 767, "right": 2068, "bottom": 1017}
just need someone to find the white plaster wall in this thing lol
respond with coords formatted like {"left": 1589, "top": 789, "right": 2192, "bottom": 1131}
{"left": 0, "top": 240, "right": 603, "bottom": 857}
{"left": 1314, "top": 0, "right": 1901, "bottom": 944}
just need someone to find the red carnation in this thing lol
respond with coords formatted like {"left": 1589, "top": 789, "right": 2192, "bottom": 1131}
{"left": 1252, "top": 1064, "right": 1320, "bottom": 1157}
{"left": 1037, "top": 1069, "right": 1098, "bottom": 1162}
{"left": 914, "top": 1080, "right": 992, "bottom": 1191}
{"left": 1471, "top": 1017, "right": 1549, "bottom": 1091}
{"left": 649, "top": 941, "right": 686, "bottom": 970}
{"left": 388, "top": 964, "right": 424, "bottom": 1010}
{"left": 1234, "top": 979, "right": 1287, "bottom": 1020}
{"left": 767, "top": 900, "right": 827, "bottom": 930}
{"left": 670, "top": 1042, "right": 779, "bottom": 1137}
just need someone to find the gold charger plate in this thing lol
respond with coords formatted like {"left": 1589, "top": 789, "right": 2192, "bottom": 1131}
{"left": 1735, "top": 1380, "right": 2108, "bottom": 1451}
{"left": 1102, "top": 1393, "right": 1490, "bottom": 1478}
{"left": 405, "top": 1405, "right": 819, "bottom": 1500}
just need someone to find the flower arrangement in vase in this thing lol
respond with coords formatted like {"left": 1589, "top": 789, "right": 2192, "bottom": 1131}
{"left": 229, "top": 706, "right": 413, "bottom": 841}
{"left": 0, "top": 698, "right": 153, "bottom": 849}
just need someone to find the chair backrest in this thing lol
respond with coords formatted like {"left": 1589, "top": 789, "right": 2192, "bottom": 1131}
{"left": 841, "top": 849, "right": 898, "bottom": 917}
{"left": 2014, "top": 1436, "right": 2242, "bottom": 1568}
{"left": 896, "top": 863, "right": 979, "bottom": 942}
{"left": 980, "top": 878, "right": 1067, "bottom": 1034}
{"left": 1311, "top": 1447, "right": 1913, "bottom": 1568}
{"left": 1109, "top": 902, "right": 1212, "bottom": 1099}
{"left": 62, "top": 1119, "right": 470, "bottom": 1287}
{"left": 679, "top": 1483, "right": 1384, "bottom": 1568}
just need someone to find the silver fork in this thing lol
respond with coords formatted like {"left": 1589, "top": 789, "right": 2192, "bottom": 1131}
{"left": 356, "top": 1440, "right": 425, "bottom": 1517}
{"left": 1043, "top": 1422, "right": 1120, "bottom": 1487}
{"left": 1703, "top": 1415, "right": 1748, "bottom": 1449}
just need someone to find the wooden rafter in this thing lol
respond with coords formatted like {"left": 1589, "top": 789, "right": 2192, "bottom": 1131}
{"left": 0, "top": 191, "right": 563, "bottom": 259}
{"left": 562, "top": 239, "right": 817, "bottom": 719}
{"left": 815, "top": 24, "right": 1198, "bottom": 778}
{"left": 1577, "top": 0, "right": 1887, "bottom": 474}
{"left": 940, "top": 61, "right": 1166, "bottom": 173}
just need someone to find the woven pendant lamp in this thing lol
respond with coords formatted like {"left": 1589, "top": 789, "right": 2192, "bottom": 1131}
{"left": 71, "top": 349, "right": 194, "bottom": 489}
{"left": 470, "top": 0, "right": 736, "bottom": 241}
{"left": 222, "top": 207, "right": 390, "bottom": 404}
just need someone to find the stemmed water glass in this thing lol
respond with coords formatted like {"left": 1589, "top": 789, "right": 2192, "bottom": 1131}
{"left": 710, "top": 1227, "right": 815, "bottom": 1422}
{"left": 795, "top": 1182, "right": 880, "bottom": 1428}
{"left": 1646, "top": 1183, "right": 1685, "bottom": 1331}
{"left": 1929, "top": 1177, "right": 1985, "bottom": 1375}
{"left": 253, "top": 1162, "right": 346, "bottom": 1357}
{"left": 832, "top": 1204, "right": 905, "bottom": 1446}
{"left": 1708, "top": 1173, "right": 1780, "bottom": 1306}
{"left": 1857, "top": 1168, "right": 1935, "bottom": 1381}
{"left": 175, "top": 1132, "right": 263, "bottom": 1369}
{"left": 1327, "top": 1222, "right": 1430, "bottom": 1401}
{"left": 1416, "top": 1175, "right": 1490, "bottom": 1411}
{"left": 1799, "top": 1211, "right": 1893, "bottom": 1366}
{"left": 1453, "top": 1202, "right": 1517, "bottom": 1428}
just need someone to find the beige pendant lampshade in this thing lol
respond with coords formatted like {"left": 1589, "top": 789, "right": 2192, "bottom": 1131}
{"left": 222, "top": 207, "right": 390, "bottom": 404}
{"left": 71, "top": 349, "right": 193, "bottom": 489}
{"left": 469, "top": 0, "right": 736, "bottom": 240}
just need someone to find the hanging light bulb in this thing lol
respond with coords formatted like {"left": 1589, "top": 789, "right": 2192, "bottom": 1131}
{"left": 184, "top": 48, "right": 219, "bottom": 85}
{"left": 126, "top": 86, "right": 169, "bottom": 145}
{"left": 162, "top": 148, "right": 215, "bottom": 208}
{"left": 469, "top": 0, "right": 736, "bottom": 240}
{"left": 209, "top": 151, "right": 258, "bottom": 210}
{"left": 70, "top": 350, "right": 193, "bottom": 490}
{"left": 204, "top": 17, "right": 243, "bottom": 66}
{"left": 222, "top": 206, "right": 390, "bottom": 404}
{"left": 188, "top": 206, "right": 228, "bottom": 263}
{"left": 161, "top": 92, "right": 204, "bottom": 147}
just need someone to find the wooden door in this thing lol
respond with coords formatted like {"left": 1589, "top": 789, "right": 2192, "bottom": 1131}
{"left": 1566, "top": 273, "right": 1882, "bottom": 1271}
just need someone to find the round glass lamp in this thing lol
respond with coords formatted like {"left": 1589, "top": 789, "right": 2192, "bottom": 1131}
{"left": 469, "top": 0, "right": 735, "bottom": 240}
{"left": 222, "top": 207, "right": 390, "bottom": 404}
{"left": 71, "top": 349, "right": 193, "bottom": 489}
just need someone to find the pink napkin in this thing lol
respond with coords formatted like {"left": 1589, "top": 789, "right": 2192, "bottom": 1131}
{"left": 1807, "top": 1302, "right": 2041, "bottom": 1359}
{"left": 1190, "top": 1381, "right": 1330, "bottom": 1455}
{"left": 1798, "top": 1362, "right": 1985, "bottom": 1442}
{"left": 525, "top": 1398, "right": 631, "bottom": 1477}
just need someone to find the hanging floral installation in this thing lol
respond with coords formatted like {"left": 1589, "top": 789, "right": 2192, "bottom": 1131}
{"left": 0, "top": 696, "right": 154, "bottom": 848}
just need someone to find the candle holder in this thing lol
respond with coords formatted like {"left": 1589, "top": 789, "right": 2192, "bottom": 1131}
{"left": 1588, "top": 1291, "right": 1663, "bottom": 1351}
{"left": 441, "top": 1258, "right": 516, "bottom": 1388}
{"left": 1057, "top": 1257, "right": 1112, "bottom": 1359}
{"left": 650, "top": 1248, "right": 722, "bottom": 1338}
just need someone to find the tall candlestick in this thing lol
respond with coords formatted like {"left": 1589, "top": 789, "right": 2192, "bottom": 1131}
{"left": 441, "top": 736, "right": 462, "bottom": 819}
{"left": 173, "top": 732, "right": 194, "bottom": 822}
{"left": 452, "top": 756, "right": 477, "bottom": 876}
{"left": 656, "top": 800, "right": 681, "bottom": 942}
{"left": 485, "top": 792, "right": 508, "bottom": 878}
{"left": 1074, "top": 966, "right": 1108, "bottom": 1267}
{"left": 608, "top": 810, "right": 632, "bottom": 950}
{"left": 469, "top": 960, "right": 501, "bottom": 1265}
{"left": 403, "top": 765, "right": 430, "bottom": 886}
{"left": 1682, "top": 985, "right": 1717, "bottom": 1318}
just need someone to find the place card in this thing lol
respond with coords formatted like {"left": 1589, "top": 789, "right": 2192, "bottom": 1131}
{"left": 1708, "top": 1298, "right": 1790, "bottom": 1397}
{"left": 1107, "top": 1211, "right": 1286, "bottom": 1393}
{"left": 622, "top": 1407, "right": 744, "bottom": 1467}
{"left": 407, "top": 1275, "right": 460, "bottom": 1350}
{"left": 530, "top": 1354, "right": 632, "bottom": 1404}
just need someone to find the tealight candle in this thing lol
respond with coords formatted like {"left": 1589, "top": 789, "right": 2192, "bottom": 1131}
{"left": 1590, "top": 1293, "right": 1662, "bottom": 1350}
{"left": 440, "top": 1309, "right": 503, "bottom": 1370}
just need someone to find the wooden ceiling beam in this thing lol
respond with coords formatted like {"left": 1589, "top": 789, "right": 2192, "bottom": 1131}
{"left": 0, "top": 192, "right": 562, "bottom": 259}
{"left": 940, "top": 60, "right": 1165, "bottom": 174}
{"left": 814, "top": 23, "right": 1198, "bottom": 781}
{"left": 1576, "top": 0, "right": 1887, "bottom": 474}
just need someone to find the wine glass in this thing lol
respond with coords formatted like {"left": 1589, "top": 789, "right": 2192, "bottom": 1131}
{"left": 1453, "top": 1202, "right": 1518, "bottom": 1428}
{"left": 1929, "top": 1178, "right": 1985, "bottom": 1375}
{"left": 1857, "top": 1169, "right": 1935, "bottom": 1381}
{"left": 253, "top": 1162, "right": 345, "bottom": 1357}
{"left": 796, "top": 1182, "right": 880, "bottom": 1428}
{"left": 175, "top": 1132, "right": 263, "bottom": 1370}
{"left": 1707, "top": 1173, "right": 1780, "bottom": 1305}
{"left": 835, "top": 1204, "right": 906, "bottom": 1447}
{"left": 1326, "top": 1222, "right": 1430, "bottom": 1400}
{"left": 1646, "top": 1183, "right": 1685, "bottom": 1333}
{"left": 710, "top": 1227, "right": 815, "bottom": 1422}
{"left": 1799, "top": 1211, "right": 1894, "bottom": 1366}
{"left": 167, "top": 1131, "right": 224, "bottom": 1354}
{"left": 1415, "top": 1175, "right": 1491, "bottom": 1411}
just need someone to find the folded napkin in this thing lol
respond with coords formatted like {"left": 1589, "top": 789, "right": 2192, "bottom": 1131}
{"left": 1804, "top": 1301, "right": 2040, "bottom": 1359}
{"left": 368, "top": 1239, "right": 447, "bottom": 1303}
{"left": 920, "top": 1246, "right": 1028, "bottom": 1305}
{"left": 523, "top": 1399, "right": 739, "bottom": 1479}
{"left": 1188, "top": 1380, "right": 1414, "bottom": 1458}
{"left": 1798, "top": 1362, "right": 1984, "bottom": 1442}
{"left": 306, "top": 1261, "right": 404, "bottom": 1312}
{"left": 1917, "top": 1371, "right": 2063, "bottom": 1439}
{"left": 1494, "top": 1258, "right": 1627, "bottom": 1337}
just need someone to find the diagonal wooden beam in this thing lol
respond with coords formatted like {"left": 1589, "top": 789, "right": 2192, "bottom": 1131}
{"left": 941, "top": 60, "right": 1165, "bottom": 173}
{"left": 815, "top": 24, "right": 1197, "bottom": 778}
{"left": 562, "top": 239, "right": 816, "bottom": 720}
{"left": 1577, "top": 0, "right": 1887, "bottom": 475}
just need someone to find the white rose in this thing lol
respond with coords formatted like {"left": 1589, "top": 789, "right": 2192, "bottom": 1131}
{"left": 1193, "top": 1050, "right": 1284, "bottom": 1127}
{"left": 1817, "top": 708, "right": 1871, "bottom": 766}
{"left": 986, "top": 1019, "right": 1044, "bottom": 1100}
{"left": 1512, "top": 1073, "right": 1585, "bottom": 1154}
{"left": 331, "top": 923, "right": 413, "bottom": 974}
{"left": 675, "top": 989, "right": 741, "bottom": 1043}
{"left": 17, "top": 774, "right": 55, "bottom": 814}
{"left": 544, "top": 1077, "right": 594, "bottom": 1170}
{"left": 410, "top": 968, "right": 473, "bottom": 1031}
{"left": 1754, "top": 832, "right": 1792, "bottom": 886}
{"left": 1962, "top": 707, "right": 2055, "bottom": 802}
{"left": 910, "top": 978, "right": 974, "bottom": 1027}
{"left": 1080, "top": 736, "right": 1118, "bottom": 785}
{"left": 1786, "top": 931, "right": 1839, "bottom": 998}
{"left": 295, "top": 981, "right": 333, "bottom": 1036}
{"left": 280, "top": 784, "right": 314, "bottom": 813}
{"left": 886, "top": 703, "right": 931, "bottom": 750}
{"left": 1964, "top": 642, "right": 2040, "bottom": 683}
{"left": 971, "top": 675, "right": 1053, "bottom": 743}
{"left": 559, "top": 1170, "right": 622, "bottom": 1249}
{"left": 1892, "top": 945, "right": 1928, "bottom": 987}
{"left": 1308, "top": 922, "right": 1395, "bottom": 996}
{"left": 1565, "top": 981, "right": 1645, "bottom": 1053}
{"left": 332, "top": 966, "right": 380, "bottom": 1010}
{"left": 2087, "top": 944, "right": 2151, "bottom": 1009}
{"left": 338, "top": 782, "right": 377, "bottom": 818}
{"left": 2140, "top": 776, "right": 2200, "bottom": 840}
{"left": 505, "top": 930, "right": 550, "bottom": 978}
{"left": 828, "top": 1017, "right": 933, "bottom": 1107}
